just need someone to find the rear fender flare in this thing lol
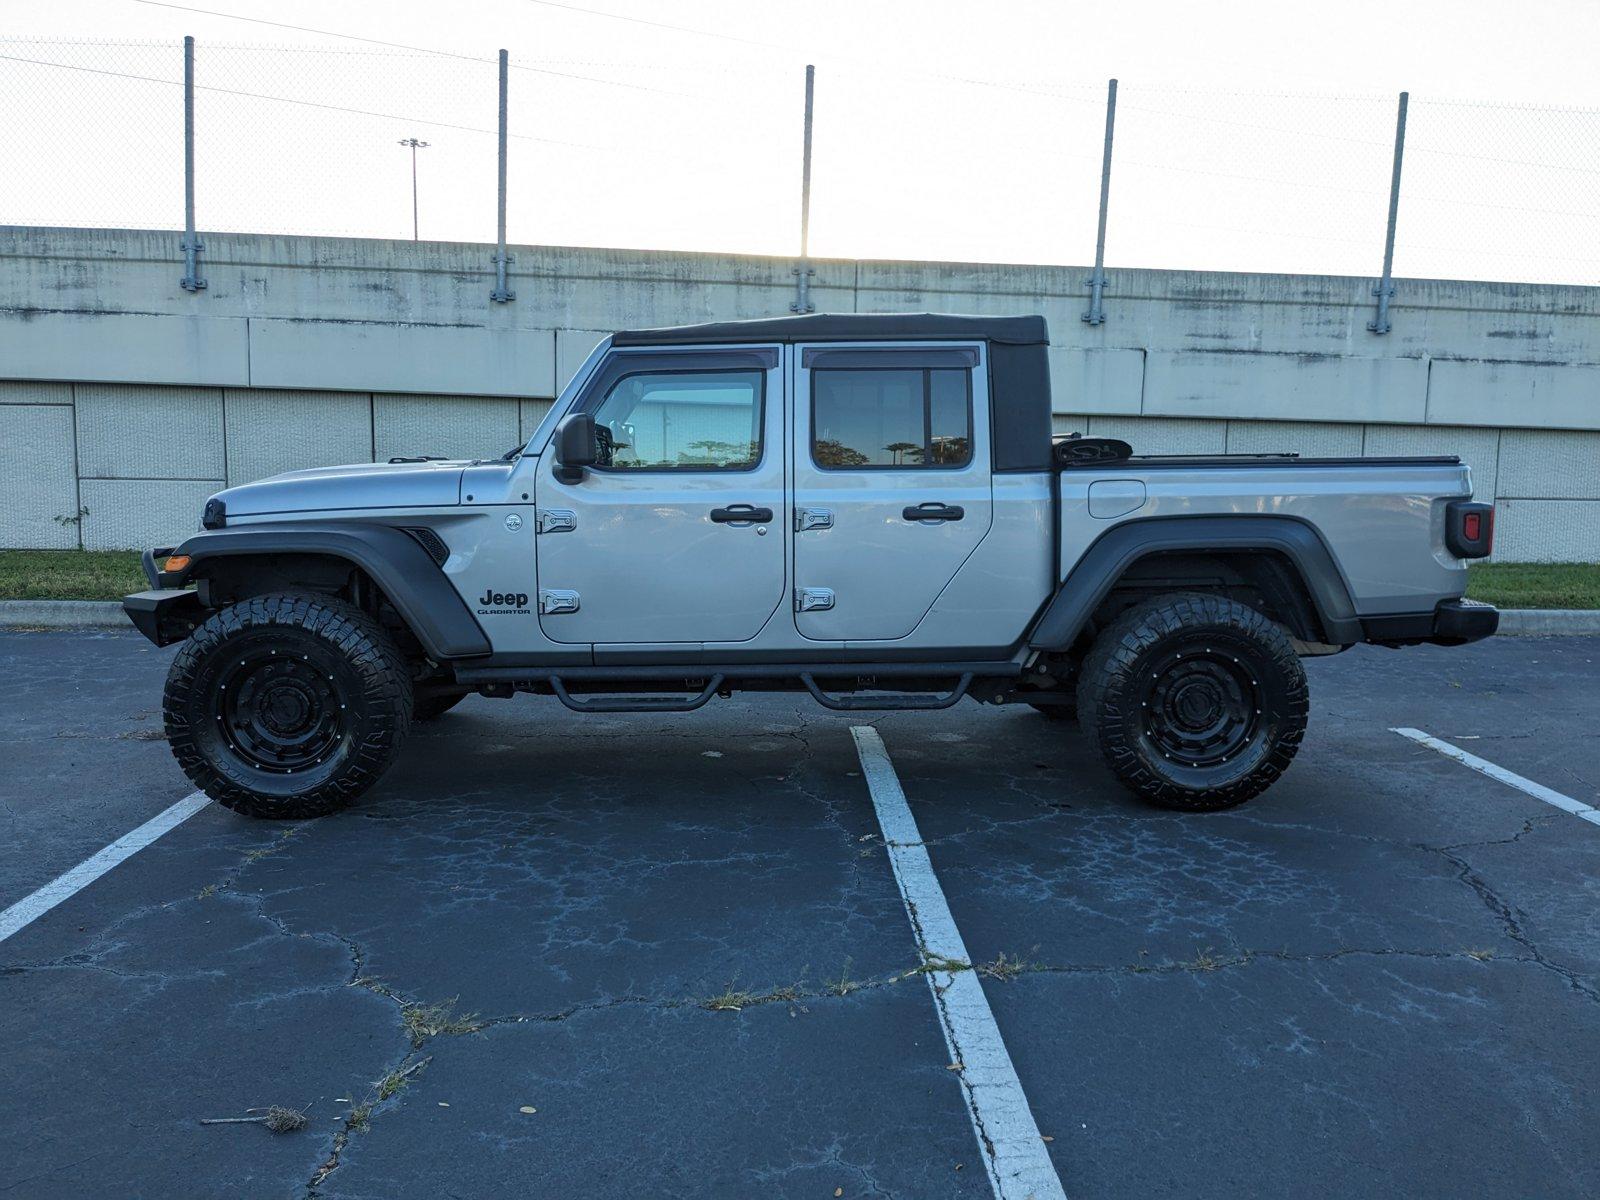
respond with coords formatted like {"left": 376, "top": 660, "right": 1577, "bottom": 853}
{"left": 169, "top": 523, "right": 491, "bottom": 660}
{"left": 1028, "top": 514, "right": 1362, "bottom": 651}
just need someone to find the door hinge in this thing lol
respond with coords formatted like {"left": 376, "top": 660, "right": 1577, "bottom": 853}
{"left": 537, "top": 508, "right": 577, "bottom": 534}
{"left": 538, "top": 588, "right": 580, "bottom": 614}
{"left": 794, "top": 587, "right": 835, "bottom": 612}
{"left": 795, "top": 507, "right": 834, "bottom": 532}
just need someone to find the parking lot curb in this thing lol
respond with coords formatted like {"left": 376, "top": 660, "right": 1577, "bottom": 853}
{"left": 1495, "top": 608, "right": 1600, "bottom": 636}
{"left": 1, "top": 599, "right": 1597, "bottom": 635}
{"left": 0, "top": 599, "right": 126, "bottom": 628}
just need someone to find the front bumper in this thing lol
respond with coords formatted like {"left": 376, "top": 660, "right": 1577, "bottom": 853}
{"left": 123, "top": 588, "right": 205, "bottom": 647}
{"left": 1362, "top": 598, "right": 1499, "bottom": 648}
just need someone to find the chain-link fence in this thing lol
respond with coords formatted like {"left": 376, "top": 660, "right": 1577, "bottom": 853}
{"left": 4, "top": 36, "right": 1599, "bottom": 296}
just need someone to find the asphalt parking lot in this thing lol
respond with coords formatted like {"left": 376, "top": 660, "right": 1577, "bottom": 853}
{"left": 3, "top": 629, "right": 1598, "bottom": 1200}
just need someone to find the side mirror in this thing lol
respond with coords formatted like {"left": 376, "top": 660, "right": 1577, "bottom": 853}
{"left": 552, "top": 412, "right": 596, "bottom": 483}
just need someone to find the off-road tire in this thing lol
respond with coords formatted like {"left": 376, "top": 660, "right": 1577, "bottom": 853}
{"left": 413, "top": 691, "right": 468, "bottom": 721}
{"left": 164, "top": 592, "right": 413, "bottom": 819}
{"left": 1076, "top": 592, "right": 1308, "bottom": 811}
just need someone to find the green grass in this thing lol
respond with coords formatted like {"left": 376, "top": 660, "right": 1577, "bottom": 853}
{"left": 0, "top": 550, "right": 147, "bottom": 601}
{"left": 1466, "top": 562, "right": 1600, "bottom": 610}
{"left": 0, "top": 549, "right": 1594, "bottom": 610}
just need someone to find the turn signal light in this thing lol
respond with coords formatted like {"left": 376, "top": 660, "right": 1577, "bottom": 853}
{"left": 1463, "top": 512, "right": 1481, "bottom": 541}
{"left": 163, "top": 554, "right": 191, "bottom": 573}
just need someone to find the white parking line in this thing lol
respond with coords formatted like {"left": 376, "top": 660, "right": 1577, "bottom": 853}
{"left": 0, "top": 791, "right": 211, "bottom": 945}
{"left": 1392, "top": 728, "right": 1600, "bottom": 828}
{"left": 850, "top": 726, "right": 1067, "bottom": 1200}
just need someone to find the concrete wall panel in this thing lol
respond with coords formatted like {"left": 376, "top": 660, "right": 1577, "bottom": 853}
{"left": 1362, "top": 424, "right": 1501, "bottom": 501}
{"left": 75, "top": 384, "right": 224, "bottom": 481}
{"left": 0, "top": 406, "right": 79, "bottom": 549}
{"left": 1428, "top": 360, "right": 1600, "bottom": 431}
{"left": 1049, "top": 348, "right": 1144, "bottom": 415}
{"left": 1085, "top": 416, "right": 1228, "bottom": 456}
{"left": 1493, "top": 499, "right": 1600, "bottom": 562}
{"left": 225, "top": 389, "right": 374, "bottom": 485}
{"left": 1495, "top": 429, "right": 1600, "bottom": 500}
{"left": 249, "top": 319, "right": 556, "bottom": 398}
{"left": 0, "top": 381, "right": 71, "bottom": 405}
{"left": 1143, "top": 351, "right": 1428, "bottom": 424}
{"left": 5, "top": 230, "right": 1600, "bottom": 558}
{"left": 519, "top": 399, "right": 555, "bottom": 442}
{"left": 556, "top": 330, "right": 610, "bottom": 392}
{"left": 1052, "top": 415, "right": 1092, "bottom": 436}
{"left": 1225, "top": 420, "right": 1365, "bottom": 457}
{"left": 80, "top": 479, "right": 219, "bottom": 551}
{"left": 373, "top": 394, "right": 520, "bottom": 463}
{"left": 0, "top": 311, "right": 248, "bottom": 386}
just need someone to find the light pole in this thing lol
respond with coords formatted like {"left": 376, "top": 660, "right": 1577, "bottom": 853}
{"left": 397, "top": 137, "right": 430, "bottom": 241}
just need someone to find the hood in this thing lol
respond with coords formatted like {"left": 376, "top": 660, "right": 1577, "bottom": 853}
{"left": 214, "top": 459, "right": 472, "bottom": 518}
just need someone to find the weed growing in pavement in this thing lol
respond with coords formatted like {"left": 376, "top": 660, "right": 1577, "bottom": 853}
{"left": 978, "top": 949, "right": 1040, "bottom": 981}
{"left": 828, "top": 958, "right": 859, "bottom": 997}
{"left": 400, "top": 998, "right": 481, "bottom": 1045}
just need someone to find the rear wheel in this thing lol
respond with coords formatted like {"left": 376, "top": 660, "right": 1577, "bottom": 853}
{"left": 1076, "top": 592, "right": 1307, "bottom": 811}
{"left": 163, "top": 593, "right": 413, "bottom": 819}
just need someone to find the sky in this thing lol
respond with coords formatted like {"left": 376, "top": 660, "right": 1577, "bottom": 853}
{"left": 3, "top": 0, "right": 1598, "bottom": 283}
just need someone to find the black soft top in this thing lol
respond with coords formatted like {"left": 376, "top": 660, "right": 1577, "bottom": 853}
{"left": 612, "top": 312, "right": 1048, "bottom": 347}
{"left": 612, "top": 311, "right": 1054, "bottom": 473}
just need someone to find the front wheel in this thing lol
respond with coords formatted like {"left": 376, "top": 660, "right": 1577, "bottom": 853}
{"left": 1076, "top": 592, "right": 1308, "bottom": 811}
{"left": 163, "top": 593, "right": 414, "bottom": 819}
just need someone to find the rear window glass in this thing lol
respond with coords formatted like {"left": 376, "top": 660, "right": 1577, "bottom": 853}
{"left": 811, "top": 368, "right": 972, "bottom": 469}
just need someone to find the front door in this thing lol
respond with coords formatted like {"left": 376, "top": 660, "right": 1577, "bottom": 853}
{"left": 792, "top": 343, "right": 994, "bottom": 641}
{"left": 535, "top": 347, "right": 787, "bottom": 644}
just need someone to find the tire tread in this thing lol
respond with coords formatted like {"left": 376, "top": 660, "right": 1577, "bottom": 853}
{"left": 1076, "top": 591, "right": 1308, "bottom": 811}
{"left": 163, "top": 592, "right": 413, "bottom": 819}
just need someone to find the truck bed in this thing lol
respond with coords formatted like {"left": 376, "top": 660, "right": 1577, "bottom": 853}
{"left": 1055, "top": 455, "right": 1476, "bottom": 615}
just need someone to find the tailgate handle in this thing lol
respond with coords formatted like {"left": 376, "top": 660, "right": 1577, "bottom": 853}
{"left": 710, "top": 505, "right": 773, "bottom": 524}
{"left": 902, "top": 502, "right": 964, "bottom": 523}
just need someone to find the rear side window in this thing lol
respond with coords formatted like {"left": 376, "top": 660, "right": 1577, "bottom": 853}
{"left": 812, "top": 368, "right": 972, "bottom": 469}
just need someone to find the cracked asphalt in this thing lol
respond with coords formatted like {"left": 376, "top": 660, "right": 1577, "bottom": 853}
{"left": 2, "top": 630, "right": 1597, "bottom": 1199}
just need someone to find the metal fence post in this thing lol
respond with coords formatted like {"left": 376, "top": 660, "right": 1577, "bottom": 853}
{"left": 1368, "top": 91, "right": 1409, "bottom": 334}
{"left": 491, "top": 48, "right": 515, "bottom": 303}
{"left": 180, "top": 35, "right": 206, "bottom": 292}
{"left": 1082, "top": 78, "right": 1117, "bottom": 325}
{"left": 791, "top": 63, "right": 816, "bottom": 314}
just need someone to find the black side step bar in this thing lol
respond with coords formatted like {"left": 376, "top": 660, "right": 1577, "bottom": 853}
{"left": 548, "top": 675, "right": 725, "bottom": 714}
{"left": 455, "top": 661, "right": 1022, "bottom": 684}
{"left": 799, "top": 672, "right": 973, "bottom": 711}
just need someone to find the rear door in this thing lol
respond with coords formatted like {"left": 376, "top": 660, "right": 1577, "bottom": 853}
{"left": 791, "top": 343, "right": 993, "bottom": 641}
{"left": 535, "top": 347, "right": 786, "bottom": 644}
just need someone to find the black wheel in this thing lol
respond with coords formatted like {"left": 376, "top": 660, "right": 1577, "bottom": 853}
{"left": 163, "top": 593, "right": 413, "bottom": 819}
{"left": 413, "top": 691, "right": 468, "bottom": 721}
{"left": 1076, "top": 592, "right": 1308, "bottom": 811}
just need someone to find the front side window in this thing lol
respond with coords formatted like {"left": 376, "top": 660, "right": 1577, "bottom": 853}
{"left": 812, "top": 368, "right": 972, "bottom": 469}
{"left": 588, "top": 369, "right": 764, "bottom": 470}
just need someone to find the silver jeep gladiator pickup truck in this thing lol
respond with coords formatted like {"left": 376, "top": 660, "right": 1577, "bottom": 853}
{"left": 124, "top": 313, "right": 1497, "bottom": 819}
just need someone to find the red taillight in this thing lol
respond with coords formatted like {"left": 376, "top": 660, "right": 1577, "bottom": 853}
{"left": 1446, "top": 500, "right": 1494, "bottom": 559}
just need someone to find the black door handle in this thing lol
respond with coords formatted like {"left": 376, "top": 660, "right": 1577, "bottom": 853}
{"left": 710, "top": 505, "right": 773, "bottom": 524}
{"left": 902, "top": 503, "right": 965, "bottom": 523}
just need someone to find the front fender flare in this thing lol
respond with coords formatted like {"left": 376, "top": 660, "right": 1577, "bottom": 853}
{"left": 1028, "top": 514, "right": 1362, "bottom": 651}
{"left": 168, "top": 523, "right": 491, "bottom": 660}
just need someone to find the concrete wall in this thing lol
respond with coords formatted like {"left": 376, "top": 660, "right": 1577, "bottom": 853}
{"left": 2, "top": 227, "right": 1597, "bottom": 559}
